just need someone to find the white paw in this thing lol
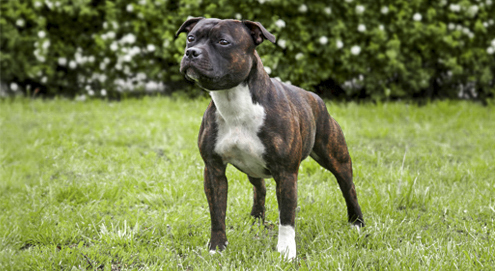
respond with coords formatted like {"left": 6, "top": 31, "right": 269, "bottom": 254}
{"left": 277, "top": 225, "right": 296, "bottom": 260}
{"left": 351, "top": 224, "right": 361, "bottom": 233}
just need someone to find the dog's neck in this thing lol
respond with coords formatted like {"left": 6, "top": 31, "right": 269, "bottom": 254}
{"left": 209, "top": 51, "right": 270, "bottom": 124}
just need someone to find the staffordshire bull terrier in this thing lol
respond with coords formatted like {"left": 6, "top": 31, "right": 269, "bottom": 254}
{"left": 176, "top": 17, "right": 364, "bottom": 259}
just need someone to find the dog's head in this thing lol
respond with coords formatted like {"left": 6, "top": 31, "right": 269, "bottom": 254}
{"left": 175, "top": 18, "right": 275, "bottom": 90}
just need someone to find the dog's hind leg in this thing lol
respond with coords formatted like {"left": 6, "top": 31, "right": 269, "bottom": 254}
{"left": 248, "top": 176, "right": 266, "bottom": 220}
{"left": 310, "top": 109, "right": 364, "bottom": 227}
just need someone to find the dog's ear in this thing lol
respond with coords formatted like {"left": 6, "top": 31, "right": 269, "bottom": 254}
{"left": 243, "top": 21, "right": 276, "bottom": 45}
{"left": 175, "top": 17, "right": 204, "bottom": 39}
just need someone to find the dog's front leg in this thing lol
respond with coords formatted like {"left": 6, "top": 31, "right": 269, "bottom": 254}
{"left": 203, "top": 164, "right": 228, "bottom": 253}
{"left": 273, "top": 171, "right": 298, "bottom": 260}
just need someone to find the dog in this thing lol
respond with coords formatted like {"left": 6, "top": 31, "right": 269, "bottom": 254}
{"left": 176, "top": 17, "right": 364, "bottom": 259}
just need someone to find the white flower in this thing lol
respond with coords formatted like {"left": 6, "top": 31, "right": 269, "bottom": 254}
{"left": 275, "top": 19, "right": 286, "bottom": 28}
{"left": 440, "top": 0, "right": 447, "bottom": 6}
{"left": 126, "top": 4, "right": 134, "bottom": 12}
{"left": 356, "top": 5, "right": 365, "bottom": 14}
{"left": 449, "top": 4, "right": 461, "bottom": 12}
{"left": 147, "top": 44, "right": 156, "bottom": 52}
{"left": 413, "top": 13, "right": 422, "bottom": 21}
{"left": 101, "top": 89, "right": 107, "bottom": 96}
{"left": 103, "top": 22, "right": 108, "bottom": 29}
{"left": 351, "top": 45, "right": 361, "bottom": 55}
{"left": 38, "top": 31, "right": 46, "bottom": 38}
{"left": 139, "top": 0, "right": 146, "bottom": 5}
{"left": 467, "top": 5, "right": 479, "bottom": 17}
{"left": 110, "top": 42, "right": 118, "bottom": 51}
{"left": 130, "top": 46, "right": 140, "bottom": 56}
{"left": 379, "top": 25, "right": 385, "bottom": 31}
{"left": 487, "top": 0, "right": 493, "bottom": 6}
{"left": 42, "top": 40, "right": 50, "bottom": 50}
{"left": 258, "top": 0, "right": 266, "bottom": 4}
{"left": 122, "top": 54, "right": 132, "bottom": 62}
{"left": 295, "top": 52, "right": 304, "bottom": 60}
{"left": 484, "top": 22, "right": 489, "bottom": 28}
{"left": 163, "top": 39, "right": 170, "bottom": 48}
{"left": 10, "top": 83, "right": 18, "bottom": 91}
{"left": 36, "top": 55, "right": 46, "bottom": 62}
{"left": 336, "top": 40, "right": 344, "bottom": 49}
{"left": 98, "top": 74, "right": 107, "bottom": 82}
{"left": 75, "top": 52, "right": 86, "bottom": 64}
{"left": 69, "top": 60, "right": 77, "bottom": 69}
{"left": 76, "top": 95, "right": 87, "bottom": 102}
{"left": 324, "top": 7, "right": 331, "bottom": 15}
{"left": 264, "top": 66, "right": 272, "bottom": 74}
{"left": 88, "top": 56, "right": 95, "bottom": 63}
{"left": 58, "top": 57, "right": 67, "bottom": 66}
{"left": 381, "top": 6, "right": 389, "bottom": 14}
{"left": 490, "top": 19, "right": 494, "bottom": 25}
{"left": 106, "top": 31, "right": 116, "bottom": 40}
{"left": 34, "top": 1, "right": 42, "bottom": 8}
{"left": 235, "top": 13, "right": 242, "bottom": 20}
{"left": 45, "top": 0, "right": 53, "bottom": 9}
{"left": 487, "top": 47, "right": 494, "bottom": 54}
{"left": 137, "top": 72, "right": 146, "bottom": 81}
{"left": 88, "top": 89, "right": 95, "bottom": 96}
{"left": 121, "top": 33, "right": 136, "bottom": 44}
{"left": 448, "top": 23, "right": 456, "bottom": 30}
{"left": 278, "top": 39, "right": 287, "bottom": 49}
{"left": 319, "top": 36, "right": 328, "bottom": 45}
{"left": 491, "top": 39, "right": 495, "bottom": 47}
{"left": 358, "top": 24, "right": 366, "bottom": 32}
{"left": 16, "top": 19, "right": 25, "bottom": 27}
{"left": 299, "top": 4, "right": 308, "bottom": 13}
{"left": 41, "top": 76, "right": 47, "bottom": 84}
{"left": 462, "top": 27, "right": 471, "bottom": 35}
{"left": 345, "top": 0, "right": 353, "bottom": 3}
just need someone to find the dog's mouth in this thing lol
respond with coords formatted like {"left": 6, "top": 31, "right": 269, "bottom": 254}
{"left": 181, "top": 62, "right": 214, "bottom": 81}
{"left": 181, "top": 59, "right": 218, "bottom": 85}
{"left": 184, "top": 67, "right": 200, "bottom": 82}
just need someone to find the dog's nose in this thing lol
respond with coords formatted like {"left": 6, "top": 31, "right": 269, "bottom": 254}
{"left": 185, "top": 48, "right": 202, "bottom": 58}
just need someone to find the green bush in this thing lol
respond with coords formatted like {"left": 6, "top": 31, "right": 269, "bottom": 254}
{"left": 1, "top": 0, "right": 494, "bottom": 100}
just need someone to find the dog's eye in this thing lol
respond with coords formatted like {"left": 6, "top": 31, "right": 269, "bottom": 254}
{"left": 218, "top": 39, "right": 230, "bottom": 45}
{"left": 187, "top": 36, "right": 195, "bottom": 42}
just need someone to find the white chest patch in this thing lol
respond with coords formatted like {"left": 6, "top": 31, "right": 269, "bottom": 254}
{"left": 210, "top": 84, "right": 270, "bottom": 178}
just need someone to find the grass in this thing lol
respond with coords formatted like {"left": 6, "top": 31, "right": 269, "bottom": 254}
{"left": 0, "top": 97, "right": 494, "bottom": 270}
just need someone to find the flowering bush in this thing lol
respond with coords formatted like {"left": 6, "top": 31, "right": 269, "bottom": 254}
{"left": 1, "top": 0, "right": 494, "bottom": 100}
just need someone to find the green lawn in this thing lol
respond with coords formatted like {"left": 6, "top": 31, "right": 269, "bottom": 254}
{"left": 1, "top": 97, "right": 494, "bottom": 270}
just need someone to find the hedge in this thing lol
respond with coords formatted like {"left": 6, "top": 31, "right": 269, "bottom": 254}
{"left": 1, "top": 0, "right": 494, "bottom": 100}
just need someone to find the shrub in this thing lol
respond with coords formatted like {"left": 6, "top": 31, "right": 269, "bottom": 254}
{"left": 1, "top": 0, "right": 494, "bottom": 100}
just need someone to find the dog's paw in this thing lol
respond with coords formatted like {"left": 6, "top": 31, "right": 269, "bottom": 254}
{"left": 277, "top": 225, "right": 296, "bottom": 260}
{"left": 209, "top": 240, "right": 228, "bottom": 255}
{"left": 350, "top": 223, "right": 361, "bottom": 233}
